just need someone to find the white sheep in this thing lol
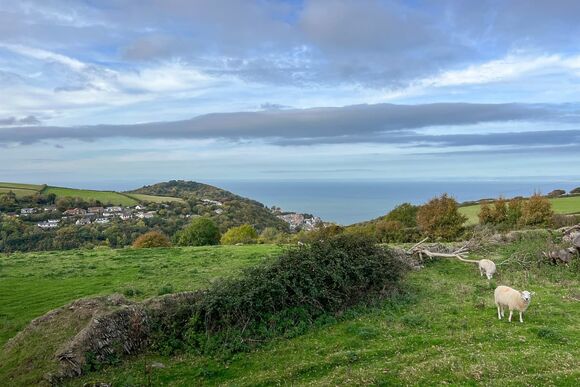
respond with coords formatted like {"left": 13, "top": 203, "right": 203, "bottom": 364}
{"left": 456, "top": 256, "right": 497, "bottom": 279}
{"left": 494, "top": 285, "right": 534, "bottom": 323}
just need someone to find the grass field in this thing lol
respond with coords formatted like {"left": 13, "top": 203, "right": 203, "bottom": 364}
{"left": 460, "top": 195, "right": 580, "bottom": 225}
{"left": 42, "top": 186, "right": 139, "bottom": 206}
{"left": 0, "top": 245, "right": 280, "bottom": 348}
{"left": 124, "top": 193, "right": 185, "bottom": 203}
{"left": 0, "top": 181, "right": 184, "bottom": 205}
{"left": 0, "top": 182, "right": 45, "bottom": 198}
{"left": 1, "top": 242, "right": 578, "bottom": 385}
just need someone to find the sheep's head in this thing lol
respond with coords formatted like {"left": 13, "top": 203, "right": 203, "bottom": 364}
{"left": 521, "top": 291, "right": 535, "bottom": 302}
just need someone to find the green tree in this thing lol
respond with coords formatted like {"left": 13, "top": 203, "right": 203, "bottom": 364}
{"left": 417, "top": 194, "right": 467, "bottom": 241}
{"left": 177, "top": 217, "right": 220, "bottom": 246}
{"left": 478, "top": 202, "right": 494, "bottom": 225}
{"left": 221, "top": 224, "right": 258, "bottom": 245}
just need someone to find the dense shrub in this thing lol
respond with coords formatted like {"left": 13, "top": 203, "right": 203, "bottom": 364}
{"left": 385, "top": 203, "right": 419, "bottom": 227}
{"left": 179, "top": 234, "right": 408, "bottom": 355}
{"left": 417, "top": 194, "right": 466, "bottom": 241}
{"left": 375, "top": 220, "right": 404, "bottom": 243}
{"left": 177, "top": 217, "right": 220, "bottom": 246}
{"left": 220, "top": 224, "right": 258, "bottom": 245}
{"left": 520, "top": 194, "right": 554, "bottom": 227}
{"left": 571, "top": 187, "right": 580, "bottom": 195}
{"left": 132, "top": 231, "right": 171, "bottom": 248}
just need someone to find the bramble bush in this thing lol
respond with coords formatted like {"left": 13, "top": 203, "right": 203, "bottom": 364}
{"left": 148, "top": 234, "right": 409, "bottom": 357}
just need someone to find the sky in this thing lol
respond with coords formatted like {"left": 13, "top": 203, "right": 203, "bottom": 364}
{"left": 0, "top": 0, "right": 579, "bottom": 188}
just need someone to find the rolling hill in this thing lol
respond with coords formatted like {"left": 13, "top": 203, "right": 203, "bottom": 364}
{"left": 129, "top": 180, "right": 289, "bottom": 232}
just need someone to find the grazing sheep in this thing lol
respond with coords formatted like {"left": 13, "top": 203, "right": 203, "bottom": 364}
{"left": 494, "top": 285, "right": 535, "bottom": 323}
{"left": 456, "top": 256, "right": 497, "bottom": 279}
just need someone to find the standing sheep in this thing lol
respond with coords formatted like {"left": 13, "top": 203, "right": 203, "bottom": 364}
{"left": 456, "top": 256, "right": 497, "bottom": 279}
{"left": 494, "top": 285, "right": 535, "bottom": 323}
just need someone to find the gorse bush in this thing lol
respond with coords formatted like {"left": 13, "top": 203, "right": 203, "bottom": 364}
{"left": 150, "top": 234, "right": 409, "bottom": 357}
{"left": 132, "top": 231, "right": 171, "bottom": 248}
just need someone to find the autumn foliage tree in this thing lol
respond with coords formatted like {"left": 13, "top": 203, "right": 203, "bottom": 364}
{"left": 417, "top": 194, "right": 467, "bottom": 241}
{"left": 132, "top": 231, "right": 172, "bottom": 248}
{"left": 520, "top": 194, "right": 553, "bottom": 227}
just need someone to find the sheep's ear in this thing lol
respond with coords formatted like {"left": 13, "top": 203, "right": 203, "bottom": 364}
{"left": 531, "top": 291, "right": 536, "bottom": 296}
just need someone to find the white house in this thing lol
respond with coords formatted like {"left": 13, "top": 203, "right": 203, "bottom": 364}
{"left": 21, "top": 208, "right": 36, "bottom": 215}
{"left": 105, "top": 206, "right": 123, "bottom": 213}
{"left": 94, "top": 218, "right": 110, "bottom": 224}
{"left": 75, "top": 218, "right": 91, "bottom": 226}
{"left": 37, "top": 220, "right": 59, "bottom": 229}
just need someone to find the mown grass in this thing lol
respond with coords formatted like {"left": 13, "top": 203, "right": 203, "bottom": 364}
{"left": 124, "top": 193, "right": 185, "bottom": 203}
{"left": 42, "top": 186, "right": 139, "bottom": 206}
{"left": 460, "top": 195, "right": 580, "bottom": 225}
{"left": 0, "top": 245, "right": 281, "bottom": 347}
{"left": 71, "top": 243, "right": 580, "bottom": 386}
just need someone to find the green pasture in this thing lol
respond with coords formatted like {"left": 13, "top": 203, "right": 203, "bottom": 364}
{"left": 42, "top": 186, "right": 139, "bottom": 206}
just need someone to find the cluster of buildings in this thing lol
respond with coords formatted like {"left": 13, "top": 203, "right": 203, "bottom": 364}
{"left": 277, "top": 212, "right": 323, "bottom": 231}
{"left": 21, "top": 205, "right": 157, "bottom": 229}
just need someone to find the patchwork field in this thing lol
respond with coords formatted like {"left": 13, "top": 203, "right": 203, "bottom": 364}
{"left": 1, "top": 241, "right": 578, "bottom": 386}
{"left": 460, "top": 195, "right": 580, "bottom": 225}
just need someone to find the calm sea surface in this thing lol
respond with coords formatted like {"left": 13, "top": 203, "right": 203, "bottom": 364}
{"left": 210, "top": 180, "right": 579, "bottom": 225}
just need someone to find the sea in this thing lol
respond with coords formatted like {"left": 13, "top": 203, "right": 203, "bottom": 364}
{"left": 208, "top": 180, "right": 580, "bottom": 225}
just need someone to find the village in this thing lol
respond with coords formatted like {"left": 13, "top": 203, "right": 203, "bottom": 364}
{"left": 18, "top": 205, "right": 159, "bottom": 229}
{"left": 13, "top": 198, "right": 324, "bottom": 232}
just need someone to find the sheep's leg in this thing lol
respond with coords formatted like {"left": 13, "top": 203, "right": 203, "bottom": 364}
{"left": 501, "top": 307, "right": 505, "bottom": 318}
{"left": 519, "top": 312, "right": 524, "bottom": 323}
{"left": 508, "top": 310, "right": 513, "bottom": 322}
{"left": 497, "top": 305, "right": 502, "bottom": 319}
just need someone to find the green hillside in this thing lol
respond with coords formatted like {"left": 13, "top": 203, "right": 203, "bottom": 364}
{"left": 43, "top": 186, "right": 139, "bottom": 206}
{"left": 460, "top": 195, "right": 580, "bottom": 225}
{"left": 0, "top": 182, "right": 184, "bottom": 206}
{"left": 130, "top": 180, "right": 289, "bottom": 232}
{"left": 1, "top": 241, "right": 578, "bottom": 385}
{"left": 0, "top": 183, "right": 45, "bottom": 198}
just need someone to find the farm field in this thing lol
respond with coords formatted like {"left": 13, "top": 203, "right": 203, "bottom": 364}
{"left": 124, "top": 193, "right": 185, "bottom": 203}
{"left": 0, "top": 245, "right": 281, "bottom": 348}
{"left": 42, "top": 186, "right": 139, "bottom": 206}
{"left": 1, "top": 241, "right": 578, "bottom": 386}
{"left": 0, "top": 182, "right": 45, "bottom": 198}
{"left": 460, "top": 195, "right": 580, "bottom": 225}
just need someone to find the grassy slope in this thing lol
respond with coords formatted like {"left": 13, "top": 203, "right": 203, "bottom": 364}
{"left": 124, "top": 193, "right": 185, "bottom": 203}
{"left": 0, "top": 245, "right": 281, "bottom": 347}
{"left": 1, "top": 244, "right": 579, "bottom": 385}
{"left": 0, "top": 182, "right": 45, "bottom": 191}
{"left": 460, "top": 195, "right": 580, "bottom": 225}
{"left": 0, "top": 182, "right": 183, "bottom": 204}
{"left": 42, "top": 186, "right": 139, "bottom": 206}
{"left": 0, "top": 183, "right": 44, "bottom": 199}
{"left": 71, "top": 244, "right": 580, "bottom": 386}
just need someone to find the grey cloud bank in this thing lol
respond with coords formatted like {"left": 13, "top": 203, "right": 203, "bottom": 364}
{"left": 0, "top": 103, "right": 566, "bottom": 145}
